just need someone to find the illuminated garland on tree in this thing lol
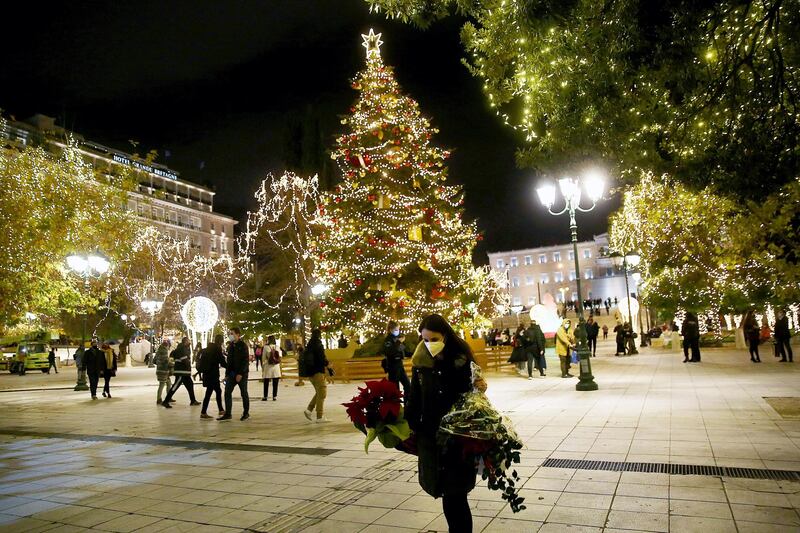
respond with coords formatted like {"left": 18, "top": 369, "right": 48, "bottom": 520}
{"left": 314, "top": 30, "right": 493, "bottom": 334}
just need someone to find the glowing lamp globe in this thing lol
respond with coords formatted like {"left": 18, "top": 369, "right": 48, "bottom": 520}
{"left": 181, "top": 297, "right": 219, "bottom": 333}
{"left": 530, "top": 304, "right": 562, "bottom": 334}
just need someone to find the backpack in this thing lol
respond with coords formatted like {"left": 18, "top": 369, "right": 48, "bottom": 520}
{"left": 267, "top": 348, "right": 281, "bottom": 366}
{"left": 298, "top": 348, "right": 315, "bottom": 377}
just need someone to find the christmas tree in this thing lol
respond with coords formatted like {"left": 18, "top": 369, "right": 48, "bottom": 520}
{"left": 316, "top": 29, "right": 486, "bottom": 334}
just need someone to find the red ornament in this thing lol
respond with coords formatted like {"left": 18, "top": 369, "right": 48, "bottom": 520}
{"left": 355, "top": 279, "right": 363, "bottom": 286}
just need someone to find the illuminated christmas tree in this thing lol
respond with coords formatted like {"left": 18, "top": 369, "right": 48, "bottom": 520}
{"left": 316, "top": 29, "right": 486, "bottom": 334}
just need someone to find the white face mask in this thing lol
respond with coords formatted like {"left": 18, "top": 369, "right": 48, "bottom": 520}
{"left": 392, "top": 329, "right": 400, "bottom": 336}
{"left": 425, "top": 340, "right": 445, "bottom": 357}
{"left": 228, "top": 334, "right": 236, "bottom": 342}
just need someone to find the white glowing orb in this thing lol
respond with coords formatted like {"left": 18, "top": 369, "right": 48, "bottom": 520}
{"left": 181, "top": 297, "right": 219, "bottom": 332}
{"left": 530, "top": 304, "right": 562, "bottom": 334}
{"left": 616, "top": 297, "right": 640, "bottom": 325}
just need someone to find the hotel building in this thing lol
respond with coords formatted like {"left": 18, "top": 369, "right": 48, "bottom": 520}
{"left": 1, "top": 114, "right": 237, "bottom": 257}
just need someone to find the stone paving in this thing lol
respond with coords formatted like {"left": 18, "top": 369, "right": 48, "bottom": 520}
{"left": 1, "top": 338, "right": 800, "bottom": 532}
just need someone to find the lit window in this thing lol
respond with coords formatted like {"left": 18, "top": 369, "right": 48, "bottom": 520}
{"left": 585, "top": 269, "right": 594, "bottom": 279}
{"left": 554, "top": 272, "right": 563, "bottom": 283}
{"left": 512, "top": 296, "right": 522, "bottom": 305}
{"left": 568, "top": 250, "right": 575, "bottom": 261}
{"left": 540, "top": 273, "right": 549, "bottom": 284}
{"left": 525, "top": 276, "right": 534, "bottom": 286}
{"left": 569, "top": 270, "right": 576, "bottom": 281}
{"left": 539, "top": 254, "right": 547, "bottom": 264}
{"left": 528, "top": 296, "right": 536, "bottom": 305}
{"left": 553, "top": 252, "right": 561, "bottom": 262}
{"left": 583, "top": 249, "right": 591, "bottom": 259}
{"left": 511, "top": 277, "right": 520, "bottom": 288}
{"left": 510, "top": 257, "right": 518, "bottom": 267}
{"left": 524, "top": 255, "right": 532, "bottom": 265}
{"left": 497, "top": 259, "right": 505, "bottom": 269}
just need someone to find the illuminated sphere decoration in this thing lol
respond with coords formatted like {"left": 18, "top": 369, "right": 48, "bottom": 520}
{"left": 181, "top": 297, "right": 219, "bottom": 350}
{"left": 530, "top": 304, "right": 562, "bottom": 334}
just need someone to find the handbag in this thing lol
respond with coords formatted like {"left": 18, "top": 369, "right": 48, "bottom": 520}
{"left": 571, "top": 350, "right": 579, "bottom": 364}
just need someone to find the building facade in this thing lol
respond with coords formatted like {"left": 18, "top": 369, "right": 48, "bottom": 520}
{"left": 1, "top": 114, "right": 237, "bottom": 257}
{"left": 487, "top": 233, "right": 636, "bottom": 309}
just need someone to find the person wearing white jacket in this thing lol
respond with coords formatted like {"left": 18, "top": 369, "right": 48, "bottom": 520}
{"left": 261, "top": 335, "right": 282, "bottom": 401}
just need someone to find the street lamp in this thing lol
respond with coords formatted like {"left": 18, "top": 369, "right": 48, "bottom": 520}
{"left": 66, "top": 252, "right": 110, "bottom": 391}
{"left": 632, "top": 272, "right": 648, "bottom": 348}
{"left": 536, "top": 171, "right": 605, "bottom": 391}
{"left": 609, "top": 251, "right": 641, "bottom": 355}
{"left": 141, "top": 299, "right": 164, "bottom": 367}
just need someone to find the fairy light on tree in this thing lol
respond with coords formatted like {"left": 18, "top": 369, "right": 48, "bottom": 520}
{"left": 316, "top": 30, "right": 497, "bottom": 334}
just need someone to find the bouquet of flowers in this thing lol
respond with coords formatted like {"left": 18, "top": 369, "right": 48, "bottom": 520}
{"left": 438, "top": 363, "right": 526, "bottom": 512}
{"left": 343, "top": 379, "right": 412, "bottom": 453}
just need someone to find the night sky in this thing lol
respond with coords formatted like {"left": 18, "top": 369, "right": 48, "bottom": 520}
{"left": 1, "top": 1, "right": 617, "bottom": 260}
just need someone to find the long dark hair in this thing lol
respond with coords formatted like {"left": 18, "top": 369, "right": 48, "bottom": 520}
{"left": 310, "top": 329, "right": 322, "bottom": 345}
{"left": 418, "top": 314, "right": 474, "bottom": 363}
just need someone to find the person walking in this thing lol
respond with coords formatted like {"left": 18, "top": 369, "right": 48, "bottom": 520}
{"left": 101, "top": 343, "right": 117, "bottom": 398}
{"left": 154, "top": 340, "right": 172, "bottom": 405}
{"left": 162, "top": 337, "right": 200, "bottom": 408}
{"left": 218, "top": 327, "right": 250, "bottom": 421}
{"left": 382, "top": 321, "right": 411, "bottom": 397}
{"left": 775, "top": 309, "right": 794, "bottom": 362}
{"left": 743, "top": 311, "right": 762, "bottom": 363}
{"left": 303, "top": 329, "right": 331, "bottom": 423}
{"left": 406, "top": 313, "right": 487, "bottom": 533}
{"left": 199, "top": 335, "right": 226, "bottom": 419}
{"left": 586, "top": 317, "right": 600, "bottom": 357}
{"left": 47, "top": 347, "right": 58, "bottom": 374}
{"left": 253, "top": 342, "right": 263, "bottom": 373}
{"left": 555, "top": 319, "right": 576, "bottom": 378}
{"left": 524, "top": 319, "right": 546, "bottom": 378}
{"left": 602, "top": 323, "right": 609, "bottom": 340}
{"left": 614, "top": 320, "right": 625, "bottom": 356}
{"left": 682, "top": 312, "right": 701, "bottom": 363}
{"left": 84, "top": 340, "right": 106, "bottom": 400}
{"left": 261, "top": 335, "right": 282, "bottom": 401}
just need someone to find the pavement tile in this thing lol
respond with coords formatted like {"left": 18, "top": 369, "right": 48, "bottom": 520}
{"left": 481, "top": 518, "right": 543, "bottom": 532}
{"left": 606, "top": 510, "right": 669, "bottom": 532}
{"left": 611, "top": 495, "right": 669, "bottom": 513}
{"left": 556, "top": 492, "right": 612, "bottom": 510}
{"left": 301, "top": 519, "right": 366, "bottom": 533}
{"left": 92, "top": 513, "right": 163, "bottom": 532}
{"left": 669, "top": 515, "right": 737, "bottom": 533}
{"left": 669, "top": 499, "right": 733, "bottom": 519}
{"left": 725, "top": 488, "right": 792, "bottom": 507}
{"left": 669, "top": 486, "right": 727, "bottom": 502}
{"left": 545, "top": 505, "right": 608, "bottom": 527}
{"left": 372, "top": 508, "right": 439, "bottom": 529}
{"left": 326, "top": 504, "right": 391, "bottom": 524}
{"left": 564, "top": 480, "right": 616, "bottom": 495}
{"left": 730, "top": 503, "right": 800, "bottom": 526}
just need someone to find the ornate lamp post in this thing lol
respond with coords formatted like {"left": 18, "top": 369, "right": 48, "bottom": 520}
{"left": 141, "top": 299, "right": 164, "bottom": 367}
{"left": 536, "top": 171, "right": 605, "bottom": 391}
{"left": 66, "top": 252, "right": 110, "bottom": 391}
{"left": 609, "top": 251, "right": 641, "bottom": 354}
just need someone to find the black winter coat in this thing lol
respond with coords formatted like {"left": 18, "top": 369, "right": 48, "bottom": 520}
{"left": 83, "top": 347, "right": 106, "bottom": 376}
{"left": 305, "top": 339, "right": 328, "bottom": 375}
{"left": 682, "top": 319, "right": 700, "bottom": 340}
{"left": 586, "top": 321, "right": 600, "bottom": 340}
{"left": 775, "top": 316, "right": 791, "bottom": 340}
{"left": 226, "top": 339, "right": 249, "bottom": 377}
{"left": 200, "top": 343, "right": 227, "bottom": 386}
{"left": 406, "top": 346, "right": 476, "bottom": 498}
{"left": 171, "top": 344, "right": 192, "bottom": 374}
{"left": 524, "top": 325, "right": 546, "bottom": 355}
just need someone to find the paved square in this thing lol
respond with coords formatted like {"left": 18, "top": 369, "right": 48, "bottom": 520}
{"left": 1, "top": 339, "right": 800, "bottom": 531}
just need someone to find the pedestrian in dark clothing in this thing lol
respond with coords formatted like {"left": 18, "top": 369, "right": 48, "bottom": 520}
{"left": 84, "top": 341, "right": 106, "bottom": 400}
{"left": 200, "top": 335, "right": 227, "bottom": 418}
{"left": 47, "top": 348, "right": 58, "bottom": 374}
{"left": 101, "top": 343, "right": 117, "bottom": 398}
{"left": 682, "top": 312, "right": 701, "bottom": 362}
{"left": 337, "top": 334, "right": 348, "bottom": 348}
{"left": 162, "top": 337, "right": 200, "bottom": 408}
{"left": 253, "top": 343, "right": 263, "bottom": 372}
{"left": 524, "top": 320, "right": 546, "bottom": 378}
{"left": 382, "top": 321, "right": 411, "bottom": 398}
{"left": 613, "top": 321, "right": 625, "bottom": 356}
{"left": 602, "top": 324, "right": 609, "bottom": 340}
{"left": 303, "top": 329, "right": 331, "bottom": 423}
{"left": 586, "top": 317, "right": 600, "bottom": 357}
{"left": 743, "top": 311, "right": 761, "bottom": 363}
{"left": 219, "top": 327, "right": 250, "bottom": 421}
{"left": 775, "top": 309, "right": 794, "bottom": 362}
{"left": 406, "top": 314, "right": 486, "bottom": 533}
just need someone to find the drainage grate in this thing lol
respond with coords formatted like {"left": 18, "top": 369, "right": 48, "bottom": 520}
{"left": 540, "top": 457, "right": 800, "bottom": 481}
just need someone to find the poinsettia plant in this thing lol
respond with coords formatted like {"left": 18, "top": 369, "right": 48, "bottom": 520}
{"left": 343, "top": 379, "right": 412, "bottom": 452}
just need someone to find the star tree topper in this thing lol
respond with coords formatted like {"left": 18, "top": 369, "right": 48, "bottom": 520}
{"left": 361, "top": 28, "right": 383, "bottom": 58}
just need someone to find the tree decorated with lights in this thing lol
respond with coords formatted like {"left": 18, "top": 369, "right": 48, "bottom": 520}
{"left": 367, "top": 0, "right": 799, "bottom": 201}
{"left": 316, "top": 30, "right": 485, "bottom": 333}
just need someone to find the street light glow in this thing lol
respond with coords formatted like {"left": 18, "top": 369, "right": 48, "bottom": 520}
{"left": 87, "top": 254, "right": 110, "bottom": 274}
{"left": 558, "top": 177, "right": 581, "bottom": 205}
{"left": 66, "top": 254, "right": 88, "bottom": 274}
{"left": 311, "top": 283, "right": 329, "bottom": 296}
{"left": 536, "top": 183, "right": 556, "bottom": 208}
{"left": 584, "top": 170, "right": 605, "bottom": 202}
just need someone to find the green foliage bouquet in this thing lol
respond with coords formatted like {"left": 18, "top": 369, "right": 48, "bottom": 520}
{"left": 343, "top": 379, "right": 412, "bottom": 453}
{"left": 437, "top": 363, "right": 526, "bottom": 512}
